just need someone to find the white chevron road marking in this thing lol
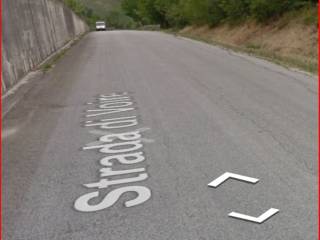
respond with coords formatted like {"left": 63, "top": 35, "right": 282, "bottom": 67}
{"left": 228, "top": 208, "right": 280, "bottom": 223}
{"left": 208, "top": 172, "right": 259, "bottom": 188}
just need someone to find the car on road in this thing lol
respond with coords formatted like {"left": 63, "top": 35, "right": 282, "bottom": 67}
{"left": 96, "top": 21, "right": 106, "bottom": 31}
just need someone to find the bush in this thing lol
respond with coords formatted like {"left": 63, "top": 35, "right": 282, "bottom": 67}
{"left": 207, "top": 0, "right": 226, "bottom": 26}
{"left": 122, "top": 0, "right": 140, "bottom": 21}
{"left": 302, "top": 5, "right": 318, "bottom": 25}
{"left": 183, "top": 0, "right": 213, "bottom": 25}
{"left": 250, "top": 0, "right": 317, "bottom": 23}
{"left": 66, "top": 0, "right": 318, "bottom": 29}
{"left": 166, "top": 3, "right": 188, "bottom": 27}
{"left": 106, "top": 10, "right": 138, "bottom": 29}
{"left": 120, "top": 0, "right": 318, "bottom": 28}
{"left": 219, "top": 0, "right": 251, "bottom": 23}
{"left": 63, "top": 0, "right": 100, "bottom": 29}
{"left": 250, "top": 0, "right": 289, "bottom": 22}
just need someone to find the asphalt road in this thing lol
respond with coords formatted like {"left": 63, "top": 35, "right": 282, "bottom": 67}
{"left": 3, "top": 31, "right": 317, "bottom": 240}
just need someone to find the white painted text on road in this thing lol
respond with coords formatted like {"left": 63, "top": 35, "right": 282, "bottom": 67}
{"left": 74, "top": 92, "right": 152, "bottom": 212}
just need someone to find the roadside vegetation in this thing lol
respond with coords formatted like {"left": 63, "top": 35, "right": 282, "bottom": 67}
{"left": 178, "top": 5, "right": 318, "bottom": 73}
{"left": 120, "top": 0, "right": 317, "bottom": 27}
{"left": 65, "top": 0, "right": 317, "bottom": 29}
{"left": 63, "top": 0, "right": 137, "bottom": 29}
{"left": 64, "top": 0, "right": 318, "bottom": 73}
{"left": 120, "top": 0, "right": 318, "bottom": 73}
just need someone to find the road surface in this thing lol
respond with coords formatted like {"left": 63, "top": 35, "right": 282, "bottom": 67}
{"left": 3, "top": 31, "right": 317, "bottom": 240}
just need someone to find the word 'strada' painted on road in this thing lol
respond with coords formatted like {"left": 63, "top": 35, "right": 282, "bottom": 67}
{"left": 74, "top": 92, "right": 152, "bottom": 212}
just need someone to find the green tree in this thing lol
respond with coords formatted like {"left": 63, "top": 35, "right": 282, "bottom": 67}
{"left": 166, "top": 1, "right": 188, "bottom": 27}
{"left": 122, "top": 0, "right": 140, "bottom": 21}
{"left": 106, "top": 10, "right": 137, "bottom": 29}
{"left": 119, "top": 0, "right": 318, "bottom": 28}
{"left": 63, "top": 0, "right": 100, "bottom": 29}
{"left": 219, "top": 0, "right": 251, "bottom": 23}
{"left": 207, "top": 0, "right": 226, "bottom": 26}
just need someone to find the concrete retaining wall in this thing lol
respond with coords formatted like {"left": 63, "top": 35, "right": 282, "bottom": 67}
{"left": 2, "top": 0, "right": 89, "bottom": 93}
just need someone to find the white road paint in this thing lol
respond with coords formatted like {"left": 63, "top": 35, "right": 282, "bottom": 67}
{"left": 208, "top": 172, "right": 259, "bottom": 188}
{"left": 99, "top": 101, "right": 133, "bottom": 109}
{"left": 84, "top": 173, "right": 149, "bottom": 189}
{"left": 228, "top": 208, "right": 279, "bottom": 223}
{"left": 85, "top": 116, "right": 138, "bottom": 129}
{"left": 83, "top": 140, "right": 143, "bottom": 153}
{"left": 99, "top": 152, "right": 146, "bottom": 166}
{"left": 75, "top": 93, "right": 152, "bottom": 212}
{"left": 86, "top": 108, "right": 135, "bottom": 118}
{"left": 87, "top": 127, "right": 151, "bottom": 136}
{"left": 74, "top": 186, "right": 151, "bottom": 212}
{"left": 208, "top": 172, "right": 278, "bottom": 223}
{"left": 86, "top": 127, "right": 154, "bottom": 144}
{"left": 99, "top": 167, "right": 146, "bottom": 177}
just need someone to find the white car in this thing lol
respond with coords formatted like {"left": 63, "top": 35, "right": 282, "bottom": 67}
{"left": 96, "top": 21, "right": 106, "bottom": 31}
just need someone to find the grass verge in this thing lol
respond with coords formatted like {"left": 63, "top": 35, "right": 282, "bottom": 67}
{"left": 178, "top": 31, "right": 317, "bottom": 74}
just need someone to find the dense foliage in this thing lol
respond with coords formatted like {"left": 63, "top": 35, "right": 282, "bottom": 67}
{"left": 121, "top": 0, "right": 318, "bottom": 27}
{"left": 63, "top": 0, "right": 137, "bottom": 29}
{"left": 63, "top": 0, "right": 100, "bottom": 28}
{"left": 64, "top": 0, "right": 317, "bottom": 29}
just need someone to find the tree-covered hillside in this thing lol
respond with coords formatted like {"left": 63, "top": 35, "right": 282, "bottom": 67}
{"left": 64, "top": 0, "right": 317, "bottom": 29}
{"left": 121, "top": 0, "right": 317, "bottom": 28}
{"left": 78, "top": 0, "right": 121, "bottom": 18}
{"left": 63, "top": 0, "right": 137, "bottom": 29}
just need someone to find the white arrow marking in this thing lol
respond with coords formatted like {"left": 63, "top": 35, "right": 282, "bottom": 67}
{"left": 228, "top": 208, "right": 279, "bottom": 223}
{"left": 208, "top": 172, "right": 259, "bottom": 188}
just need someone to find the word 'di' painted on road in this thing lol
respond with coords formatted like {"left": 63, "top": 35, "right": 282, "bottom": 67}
{"left": 74, "top": 92, "right": 152, "bottom": 213}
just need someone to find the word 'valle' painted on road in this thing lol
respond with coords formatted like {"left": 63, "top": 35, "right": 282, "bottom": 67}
{"left": 74, "top": 92, "right": 152, "bottom": 212}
